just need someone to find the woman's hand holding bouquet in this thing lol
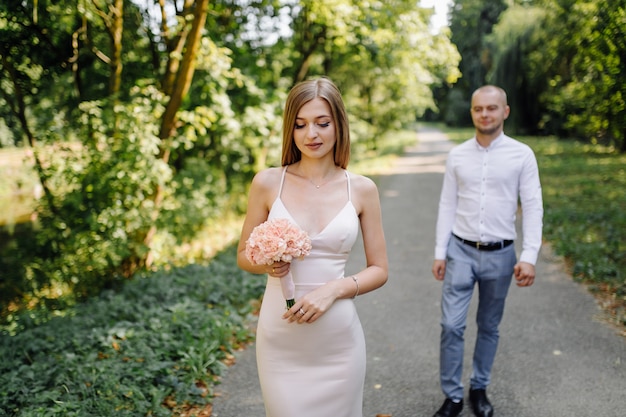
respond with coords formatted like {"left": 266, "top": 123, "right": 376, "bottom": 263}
{"left": 245, "top": 218, "right": 312, "bottom": 308}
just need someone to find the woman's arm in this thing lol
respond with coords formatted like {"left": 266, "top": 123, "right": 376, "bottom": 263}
{"left": 310, "top": 173, "right": 388, "bottom": 300}
{"left": 351, "top": 174, "right": 389, "bottom": 294}
{"left": 237, "top": 169, "right": 280, "bottom": 275}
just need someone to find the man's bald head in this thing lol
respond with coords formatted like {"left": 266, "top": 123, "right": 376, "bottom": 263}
{"left": 471, "top": 85, "right": 508, "bottom": 107}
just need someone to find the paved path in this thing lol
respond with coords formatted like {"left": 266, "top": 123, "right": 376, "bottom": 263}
{"left": 212, "top": 128, "right": 626, "bottom": 417}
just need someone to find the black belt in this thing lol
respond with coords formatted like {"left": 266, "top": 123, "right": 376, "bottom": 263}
{"left": 453, "top": 234, "right": 513, "bottom": 251}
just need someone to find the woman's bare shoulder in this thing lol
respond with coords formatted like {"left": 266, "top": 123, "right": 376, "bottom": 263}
{"left": 252, "top": 166, "right": 285, "bottom": 190}
{"left": 347, "top": 171, "right": 380, "bottom": 214}
{"left": 348, "top": 171, "right": 378, "bottom": 194}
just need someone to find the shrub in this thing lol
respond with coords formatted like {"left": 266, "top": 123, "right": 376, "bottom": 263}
{"left": 0, "top": 245, "right": 265, "bottom": 416}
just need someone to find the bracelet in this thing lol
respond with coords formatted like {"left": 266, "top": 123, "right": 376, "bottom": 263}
{"left": 348, "top": 275, "right": 359, "bottom": 299}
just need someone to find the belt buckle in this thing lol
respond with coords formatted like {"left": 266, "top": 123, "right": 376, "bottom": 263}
{"left": 475, "top": 241, "right": 481, "bottom": 249}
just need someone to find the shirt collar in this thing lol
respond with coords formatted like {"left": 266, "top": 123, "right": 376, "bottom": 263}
{"left": 473, "top": 132, "right": 505, "bottom": 150}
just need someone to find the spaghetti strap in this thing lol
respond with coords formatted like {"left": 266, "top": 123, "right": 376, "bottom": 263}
{"left": 278, "top": 166, "right": 288, "bottom": 199}
{"left": 345, "top": 170, "right": 351, "bottom": 202}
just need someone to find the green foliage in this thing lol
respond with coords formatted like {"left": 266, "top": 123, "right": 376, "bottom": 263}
{"left": 0, "top": 1, "right": 76, "bottom": 144}
{"left": 448, "top": 0, "right": 508, "bottom": 94}
{"left": 540, "top": 0, "right": 626, "bottom": 151}
{"left": 441, "top": 87, "right": 472, "bottom": 127}
{"left": 0, "top": 245, "right": 266, "bottom": 416}
{"left": 486, "top": 4, "right": 548, "bottom": 134}
{"left": 281, "top": 0, "right": 461, "bottom": 147}
{"left": 522, "top": 136, "right": 626, "bottom": 326}
{"left": 0, "top": 0, "right": 460, "bottom": 331}
{"left": 451, "top": 0, "right": 626, "bottom": 149}
{"left": 439, "top": 0, "right": 508, "bottom": 128}
{"left": 18, "top": 89, "right": 169, "bottom": 299}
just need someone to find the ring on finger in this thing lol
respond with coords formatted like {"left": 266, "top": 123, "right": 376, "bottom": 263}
{"left": 298, "top": 308, "right": 305, "bottom": 316}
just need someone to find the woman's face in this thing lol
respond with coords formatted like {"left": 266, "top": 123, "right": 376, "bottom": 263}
{"left": 293, "top": 97, "right": 336, "bottom": 160}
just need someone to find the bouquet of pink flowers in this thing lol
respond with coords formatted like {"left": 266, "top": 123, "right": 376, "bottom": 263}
{"left": 245, "top": 218, "right": 312, "bottom": 308}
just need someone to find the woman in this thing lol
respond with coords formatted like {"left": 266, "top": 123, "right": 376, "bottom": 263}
{"left": 237, "top": 77, "right": 388, "bottom": 417}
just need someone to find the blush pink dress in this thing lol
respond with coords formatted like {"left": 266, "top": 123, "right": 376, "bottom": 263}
{"left": 255, "top": 166, "right": 364, "bottom": 417}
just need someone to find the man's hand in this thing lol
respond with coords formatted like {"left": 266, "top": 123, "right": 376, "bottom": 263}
{"left": 432, "top": 259, "right": 447, "bottom": 281}
{"left": 513, "top": 261, "right": 535, "bottom": 287}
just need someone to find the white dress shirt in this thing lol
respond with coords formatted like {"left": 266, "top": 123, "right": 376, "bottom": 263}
{"left": 435, "top": 133, "right": 543, "bottom": 265}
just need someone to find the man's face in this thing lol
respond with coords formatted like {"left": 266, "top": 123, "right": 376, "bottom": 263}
{"left": 470, "top": 90, "right": 510, "bottom": 137}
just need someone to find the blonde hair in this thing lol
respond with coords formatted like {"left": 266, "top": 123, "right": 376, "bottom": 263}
{"left": 281, "top": 77, "right": 350, "bottom": 168}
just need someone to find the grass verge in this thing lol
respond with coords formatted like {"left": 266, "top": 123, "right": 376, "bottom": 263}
{"left": 522, "top": 136, "right": 626, "bottom": 332}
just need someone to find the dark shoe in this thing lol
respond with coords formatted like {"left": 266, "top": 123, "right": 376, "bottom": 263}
{"left": 469, "top": 388, "right": 494, "bottom": 417}
{"left": 433, "top": 398, "right": 463, "bottom": 417}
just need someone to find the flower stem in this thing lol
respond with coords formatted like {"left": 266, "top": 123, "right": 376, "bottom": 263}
{"left": 286, "top": 299, "right": 295, "bottom": 308}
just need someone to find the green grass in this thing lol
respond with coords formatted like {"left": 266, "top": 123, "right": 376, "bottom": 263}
{"left": 521, "top": 136, "right": 626, "bottom": 329}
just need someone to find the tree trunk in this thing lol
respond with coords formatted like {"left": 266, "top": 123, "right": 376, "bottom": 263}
{"left": 108, "top": 0, "right": 124, "bottom": 95}
{"left": 160, "top": 0, "right": 195, "bottom": 95}
{"left": 142, "top": 0, "right": 210, "bottom": 267}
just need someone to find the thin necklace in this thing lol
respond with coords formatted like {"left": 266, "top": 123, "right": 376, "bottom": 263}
{"left": 308, "top": 179, "right": 324, "bottom": 189}
{"left": 306, "top": 171, "right": 336, "bottom": 189}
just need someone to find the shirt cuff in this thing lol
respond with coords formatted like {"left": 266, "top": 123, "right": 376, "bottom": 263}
{"left": 435, "top": 247, "right": 447, "bottom": 260}
{"left": 519, "top": 249, "right": 538, "bottom": 265}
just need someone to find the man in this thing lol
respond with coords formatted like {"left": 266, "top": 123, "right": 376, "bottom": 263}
{"left": 431, "top": 85, "right": 543, "bottom": 417}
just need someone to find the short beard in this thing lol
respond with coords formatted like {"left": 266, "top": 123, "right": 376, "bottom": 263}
{"left": 476, "top": 123, "right": 502, "bottom": 136}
